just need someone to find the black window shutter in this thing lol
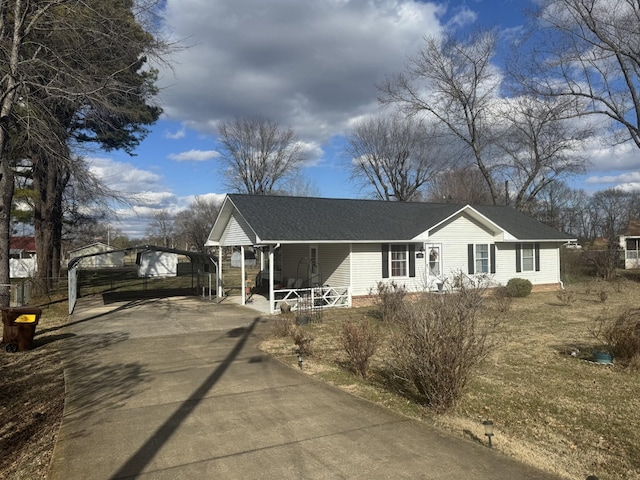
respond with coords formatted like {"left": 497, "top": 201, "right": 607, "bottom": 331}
{"left": 490, "top": 244, "right": 496, "bottom": 274}
{"left": 382, "top": 244, "right": 389, "bottom": 278}
{"left": 467, "top": 244, "right": 474, "bottom": 274}
{"left": 409, "top": 244, "right": 416, "bottom": 277}
{"left": 515, "top": 243, "right": 521, "bottom": 273}
{"left": 535, "top": 243, "right": 541, "bottom": 272}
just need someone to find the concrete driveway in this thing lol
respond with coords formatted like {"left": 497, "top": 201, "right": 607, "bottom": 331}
{"left": 48, "top": 295, "right": 560, "bottom": 479}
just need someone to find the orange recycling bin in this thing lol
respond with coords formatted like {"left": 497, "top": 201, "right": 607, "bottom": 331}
{"left": 1, "top": 307, "right": 42, "bottom": 353}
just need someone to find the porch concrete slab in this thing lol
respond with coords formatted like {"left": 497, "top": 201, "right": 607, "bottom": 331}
{"left": 48, "top": 295, "right": 561, "bottom": 480}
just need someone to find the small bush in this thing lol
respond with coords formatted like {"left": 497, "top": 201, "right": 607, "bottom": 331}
{"left": 492, "top": 286, "right": 513, "bottom": 313}
{"left": 556, "top": 289, "right": 576, "bottom": 306}
{"left": 271, "top": 314, "right": 293, "bottom": 337}
{"left": 387, "top": 285, "right": 498, "bottom": 412}
{"left": 600, "top": 309, "right": 640, "bottom": 368}
{"left": 372, "top": 281, "right": 407, "bottom": 322}
{"left": 341, "top": 320, "right": 380, "bottom": 377}
{"left": 506, "top": 278, "right": 532, "bottom": 298}
{"left": 291, "top": 325, "right": 314, "bottom": 355}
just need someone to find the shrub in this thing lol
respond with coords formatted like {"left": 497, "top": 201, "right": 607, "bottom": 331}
{"left": 505, "top": 278, "right": 532, "bottom": 298}
{"left": 371, "top": 281, "right": 407, "bottom": 322}
{"left": 341, "top": 320, "right": 380, "bottom": 377}
{"left": 271, "top": 314, "right": 293, "bottom": 337}
{"left": 599, "top": 309, "right": 640, "bottom": 368}
{"left": 598, "top": 290, "right": 609, "bottom": 303}
{"left": 492, "top": 286, "right": 512, "bottom": 313}
{"left": 386, "top": 285, "right": 498, "bottom": 412}
{"left": 556, "top": 289, "right": 576, "bottom": 306}
{"left": 291, "top": 325, "right": 314, "bottom": 355}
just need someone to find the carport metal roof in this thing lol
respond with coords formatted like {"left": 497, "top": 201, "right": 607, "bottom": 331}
{"left": 67, "top": 244, "right": 216, "bottom": 270}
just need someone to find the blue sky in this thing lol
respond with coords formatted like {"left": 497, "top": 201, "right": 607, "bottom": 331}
{"left": 92, "top": 0, "right": 639, "bottom": 237}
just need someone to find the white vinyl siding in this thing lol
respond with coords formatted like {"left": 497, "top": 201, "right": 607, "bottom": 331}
{"left": 497, "top": 243, "right": 561, "bottom": 285}
{"left": 351, "top": 243, "right": 423, "bottom": 296}
{"left": 429, "top": 213, "right": 496, "bottom": 277}
{"left": 321, "top": 244, "right": 350, "bottom": 288}
{"left": 220, "top": 213, "right": 255, "bottom": 245}
{"left": 280, "top": 243, "right": 351, "bottom": 288}
{"left": 281, "top": 244, "right": 307, "bottom": 284}
{"left": 351, "top": 244, "right": 384, "bottom": 296}
{"left": 428, "top": 213, "right": 561, "bottom": 286}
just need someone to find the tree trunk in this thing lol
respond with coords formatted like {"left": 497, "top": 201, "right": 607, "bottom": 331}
{"left": 0, "top": 155, "right": 15, "bottom": 307}
{"left": 33, "top": 150, "right": 68, "bottom": 295}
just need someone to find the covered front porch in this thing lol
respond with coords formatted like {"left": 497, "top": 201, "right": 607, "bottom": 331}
{"left": 216, "top": 243, "right": 351, "bottom": 314}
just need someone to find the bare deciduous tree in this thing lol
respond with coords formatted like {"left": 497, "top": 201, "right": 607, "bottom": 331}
{"left": 495, "top": 96, "right": 592, "bottom": 210}
{"left": 587, "top": 188, "right": 639, "bottom": 278}
{"left": 217, "top": 117, "right": 306, "bottom": 195}
{"left": 426, "top": 167, "right": 495, "bottom": 205}
{"left": 530, "top": 0, "right": 640, "bottom": 148}
{"left": 174, "top": 196, "right": 221, "bottom": 252}
{"left": 146, "top": 210, "right": 174, "bottom": 248}
{"left": 526, "top": 180, "right": 592, "bottom": 237}
{"left": 379, "top": 30, "right": 502, "bottom": 203}
{"left": 345, "top": 113, "right": 457, "bottom": 201}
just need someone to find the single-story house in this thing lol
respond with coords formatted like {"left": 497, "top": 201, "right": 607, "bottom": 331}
{"left": 620, "top": 219, "right": 640, "bottom": 269}
{"left": 68, "top": 242, "right": 125, "bottom": 268}
{"left": 10, "top": 237, "right": 37, "bottom": 278}
{"left": 205, "top": 194, "right": 575, "bottom": 314}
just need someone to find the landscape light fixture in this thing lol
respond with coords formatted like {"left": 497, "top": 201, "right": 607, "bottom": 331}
{"left": 297, "top": 353, "right": 303, "bottom": 370}
{"left": 482, "top": 420, "right": 494, "bottom": 448}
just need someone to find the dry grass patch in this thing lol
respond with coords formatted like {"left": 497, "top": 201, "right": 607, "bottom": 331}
{"left": 261, "top": 282, "right": 640, "bottom": 480}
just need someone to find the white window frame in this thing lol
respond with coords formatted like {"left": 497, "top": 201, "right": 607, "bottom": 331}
{"left": 390, "top": 244, "right": 408, "bottom": 278}
{"left": 521, "top": 243, "right": 535, "bottom": 271}
{"left": 475, "top": 244, "right": 489, "bottom": 274}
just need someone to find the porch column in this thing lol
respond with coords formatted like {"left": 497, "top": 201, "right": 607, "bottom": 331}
{"left": 218, "top": 246, "right": 223, "bottom": 298}
{"left": 269, "top": 246, "right": 275, "bottom": 314}
{"left": 241, "top": 245, "right": 246, "bottom": 305}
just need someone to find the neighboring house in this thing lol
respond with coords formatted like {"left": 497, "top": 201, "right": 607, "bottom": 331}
{"left": 137, "top": 250, "right": 178, "bottom": 277}
{"left": 205, "top": 194, "right": 574, "bottom": 313}
{"left": 68, "top": 242, "right": 125, "bottom": 268}
{"left": 10, "top": 236, "right": 37, "bottom": 278}
{"left": 620, "top": 219, "right": 640, "bottom": 269}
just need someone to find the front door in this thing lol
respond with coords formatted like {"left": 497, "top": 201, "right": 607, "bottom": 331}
{"left": 425, "top": 243, "right": 442, "bottom": 289}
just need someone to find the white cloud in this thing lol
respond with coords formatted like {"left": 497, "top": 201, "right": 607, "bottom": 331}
{"left": 586, "top": 171, "right": 640, "bottom": 185}
{"left": 583, "top": 140, "right": 640, "bottom": 173}
{"left": 164, "top": 125, "right": 187, "bottom": 139}
{"left": 168, "top": 149, "right": 220, "bottom": 162}
{"left": 86, "top": 157, "right": 163, "bottom": 194}
{"left": 444, "top": 6, "right": 477, "bottom": 30}
{"left": 158, "top": 0, "right": 446, "bottom": 142}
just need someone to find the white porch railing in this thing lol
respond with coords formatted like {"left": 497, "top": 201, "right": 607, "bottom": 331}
{"left": 273, "top": 285, "right": 350, "bottom": 313}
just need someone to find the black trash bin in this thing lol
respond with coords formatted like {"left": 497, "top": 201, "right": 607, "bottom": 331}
{"left": 1, "top": 307, "right": 42, "bottom": 353}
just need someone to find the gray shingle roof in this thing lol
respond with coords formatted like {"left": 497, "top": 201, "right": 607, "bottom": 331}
{"left": 472, "top": 205, "right": 574, "bottom": 241}
{"left": 227, "top": 194, "right": 573, "bottom": 242}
